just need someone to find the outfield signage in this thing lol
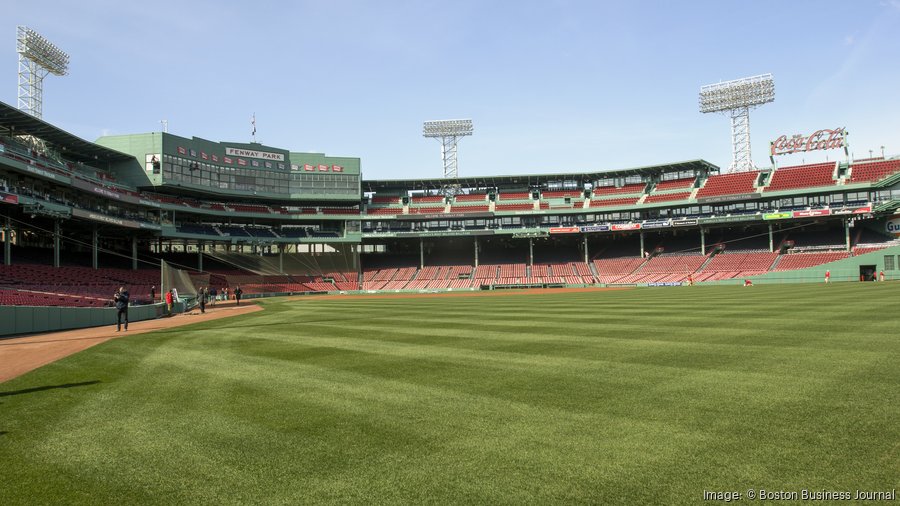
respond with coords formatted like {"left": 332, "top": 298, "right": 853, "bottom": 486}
{"left": 22, "top": 163, "right": 66, "bottom": 182}
{"left": 886, "top": 215, "right": 900, "bottom": 237}
{"left": 763, "top": 212, "right": 792, "bottom": 220}
{"left": 792, "top": 209, "right": 831, "bottom": 218}
{"left": 699, "top": 214, "right": 758, "bottom": 225}
{"left": 696, "top": 193, "right": 758, "bottom": 204}
{"left": 512, "top": 231, "right": 549, "bottom": 238}
{"left": 71, "top": 208, "right": 146, "bottom": 229}
{"left": 580, "top": 225, "right": 609, "bottom": 233}
{"left": 770, "top": 127, "right": 847, "bottom": 156}
{"left": 225, "top": 147, "right": 286, "bottom": 162}
{"left": 549, "top": 227, "right": 580, "bottom": 234}
{"left": 611, "top": 223, "right": 642, "bottom": 231}
{"left": 832, "top": 206, "right": 870, "bottom": 215}
{"left": 673, "top": 218, "right": 699, "bottom": 227}
{"left": 642, "top": 219, "right": 672, "bottom": 229}
{"left": 70, "top": 178, "right": 144, "bottom": 205}
{"left": 0, "top": 191, "right": 18, "bottom": 204}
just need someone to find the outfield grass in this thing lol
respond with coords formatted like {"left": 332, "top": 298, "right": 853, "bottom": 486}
{"left": 1, "top": 283, "right": 898, "bottom": 504}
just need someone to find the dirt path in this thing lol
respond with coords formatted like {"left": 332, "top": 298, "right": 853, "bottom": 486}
{"left": 0, "top": 302, "right": 263, "bottom": 383}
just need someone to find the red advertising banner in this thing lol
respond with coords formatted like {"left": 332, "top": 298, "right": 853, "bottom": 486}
{"left": 611, "top": 223, "right": 642, "bottom": 231}
{"left": 0, "top": 192, "right": 18, "bottom": 204}
{"left": 853, "top": 206, "right": 872, "bottom": 214}
{"left": 332, "top": 165, "right": 343, "bottom": 172}
{"left": 549, "top": 227, "right": 580, "bottom": 234}
{"left": 770, "top": 127, "right": 846, "bottom": 156}
{"left": 318, "top": 164, "right": 329, "bottom": 171}
{"left": 792, "top": 209, "right": 832, "bottom": 218}
{"left": 304, "top": 164, "right": 314, "bottom": 171}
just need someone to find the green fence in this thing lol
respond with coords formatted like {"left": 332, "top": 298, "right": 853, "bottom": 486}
{"left": 0, "top": 303, "right": 173, "bottom": 338}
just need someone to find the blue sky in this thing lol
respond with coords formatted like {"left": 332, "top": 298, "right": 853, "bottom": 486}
{"left": 3, "top": 0, "right": 899, "bottom": 179}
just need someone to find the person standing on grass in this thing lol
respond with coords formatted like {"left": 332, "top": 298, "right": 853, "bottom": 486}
{"left": 825, "top": 270, "right": 830, "bottom": 283}
{"left": 114, "top": 286, "right": 129, "bottom": 331}
{"left": 234, "top": 286, "right": 243, "bottom": 306}
{"left": 199, "top": 287, "right": 207, "bottom": 314}
{"left": 879, "top": 270, "right": 885, "bottom": 282}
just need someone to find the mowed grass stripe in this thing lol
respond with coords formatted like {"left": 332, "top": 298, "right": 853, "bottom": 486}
{"left": 0, "top": 283, "right": 898, "bottom": 504}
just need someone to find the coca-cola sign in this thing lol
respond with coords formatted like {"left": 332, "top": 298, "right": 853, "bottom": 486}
{"left": 770, "top": 127, "right": 847, "bottom": 156}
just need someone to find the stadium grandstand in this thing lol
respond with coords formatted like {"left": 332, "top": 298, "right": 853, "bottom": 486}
{"left": 2, "top": 97, "right": 900, "bottom": 318}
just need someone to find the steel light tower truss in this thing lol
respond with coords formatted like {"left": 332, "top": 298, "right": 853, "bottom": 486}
{"left": 16, "top": 26, "right": 69, "bottom": 119}
{"left": 423, "top": 119, "right": 474, "bottom": 180}
{"left": 700, "top": 74, "right": 774, "bottom": 173}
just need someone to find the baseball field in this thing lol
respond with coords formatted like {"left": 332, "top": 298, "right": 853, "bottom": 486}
{"left": 1, "top": 283, "right": 898, "bottom": 504}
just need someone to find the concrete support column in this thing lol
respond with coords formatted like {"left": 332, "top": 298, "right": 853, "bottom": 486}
{"left": 474, "top": 237, "right": 479, "bottom": 268}
{"left": 845, "top": 219, "right": 851, "bottom": 252}
{"left": 53, "top": 220, "right": 61, "bottom": 268}
{"left": 279, "top": 244, "right": 284, "bottom": 274}
{"left": 700, "top": 228, "right": 706, "bottom": 256}
{"left": 419, "top": 238, "right": 424, "bottom": 269}
{"left": 132, "top": 237, "right": 138, "bottom": 270}
{"left": 528, "top": 238, "right": 534, "bottom": 268}
{"left": 198, "top": 241, "right": 204, "bottom": 272}
{"left": 5, "top": 215, "right": 13, "bottom": 266}
{"left": 92, "top": 226, "right": 99, "bottom": 269}
{"left": 639, "top": 232, "right": 645, "bottom": 257}
{"left": 768, "top": 224, "right": 774, "bottom": 253}
{"left": 583, "top": 235, "right": 589, "bottom": 264}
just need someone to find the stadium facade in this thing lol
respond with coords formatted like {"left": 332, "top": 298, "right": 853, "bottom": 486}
{"left": 1, "top": 98, "right": 900, "bottom": 311}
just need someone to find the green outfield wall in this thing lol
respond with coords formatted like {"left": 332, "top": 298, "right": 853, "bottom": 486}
{"left": 702, "top": 245, "right": 900, "bottom": 285}
{"left": 0, "top": 303, "right": 178, "bottom": 338}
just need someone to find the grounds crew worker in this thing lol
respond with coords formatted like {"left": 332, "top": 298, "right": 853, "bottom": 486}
{"left": 114, "top": 286, "right": 129, "bottom": 331}
{"left": 234, "top": 286, "right": 243, "bottom": 306}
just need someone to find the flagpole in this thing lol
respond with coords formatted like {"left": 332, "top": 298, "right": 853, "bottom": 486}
{"left": 251, "top": 113, "right": 256, "bottom": 143}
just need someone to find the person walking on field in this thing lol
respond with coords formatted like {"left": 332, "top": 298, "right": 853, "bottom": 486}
{"left": 234, "top": 286, "right": 243, "bottom": 306}
{"left": 199, "top": 287, "right": 207, "bottom": 314}
{"left": 114, "top": 286, "right": 129, "bottom": 331}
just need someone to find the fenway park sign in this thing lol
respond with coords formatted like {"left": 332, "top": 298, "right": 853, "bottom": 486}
{"left": 770, "top": 127, "right": 847, "bottom": 156}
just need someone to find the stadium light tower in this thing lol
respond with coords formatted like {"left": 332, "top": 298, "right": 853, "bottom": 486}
{"left": 423, "top": 119, "right": 474, "bottom": 179}
{"left": 699, "top": 73, "right": 774, "bottom": 173}
{"left": 16, "top": 25, "right": 69, "bottom": 120}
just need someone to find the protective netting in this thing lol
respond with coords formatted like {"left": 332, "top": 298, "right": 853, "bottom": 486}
{"left": 161, "top": 260, "right": 199, "bottom": 300}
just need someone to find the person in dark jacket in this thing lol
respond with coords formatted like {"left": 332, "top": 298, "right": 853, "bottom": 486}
{"left": 199, "top": 287, "right": 207, "bottom": 314}
{"left": 114, "top": 286, "right": 130, "bottom": 331}
{"left": 150, "top": 285, "right": 156, "bottom": 303}
{"left": 234, "top": 286, "right": 243, "bottom": 306}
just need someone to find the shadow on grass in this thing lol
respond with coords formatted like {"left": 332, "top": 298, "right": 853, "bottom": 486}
{"left": 0, "top": 380, "right": 101, "bottom": 398}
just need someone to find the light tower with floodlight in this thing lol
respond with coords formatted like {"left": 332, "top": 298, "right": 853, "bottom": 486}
{"left": 16, "top": 25, "right": 69, "bottom": 120}
{"left": 700, "top": 73, "right": 774, "bottom": 173}
{"left": 423, "top": 119, "right": 474, "bottom": 180}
